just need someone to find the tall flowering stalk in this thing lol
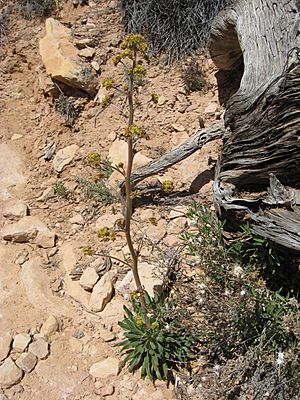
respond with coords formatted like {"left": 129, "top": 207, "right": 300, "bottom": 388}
{"left": 103, "top": 34, "right": 149, "bottom": 303}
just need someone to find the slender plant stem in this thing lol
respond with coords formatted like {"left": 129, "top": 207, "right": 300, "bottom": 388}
{"left": 124, "top": 50, "right": 143, "bottom": 293}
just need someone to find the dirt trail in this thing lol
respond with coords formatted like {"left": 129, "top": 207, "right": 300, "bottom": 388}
{"left": 0, "top": 1, "right": 222, "bottom": 399}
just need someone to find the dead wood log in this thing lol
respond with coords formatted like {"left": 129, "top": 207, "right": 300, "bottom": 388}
{"left": 129, "top": 123, "right": 224, "bottom": 187}
{"left": 209, "top": 0, "right": 300, "bottom": 250}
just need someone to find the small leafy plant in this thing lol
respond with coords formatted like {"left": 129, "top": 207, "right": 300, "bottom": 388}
{"left": 182, "top": 59, "right": 207, "bottom": 93}
{"left": 54, "top": 94, "right": 77, "bottom": 126}
{"left": 54, "top": 180, "right": 68, "bottom": 198}
{"left": 118, "top": 290, "right": 197, "bottom": 381}
{"left": 76, "top": 176, "right": 115, "bottom": 205}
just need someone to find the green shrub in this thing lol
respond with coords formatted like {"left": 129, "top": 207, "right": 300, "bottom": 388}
{"left": 182, "top": 59, "right": 207, "bottom": 93}
{"left": 178, "top": 202, "right": 300, "bottom": 398}
{"left": 76, "top": 176, "right": 115, "bottom": 205}
{"left": 54, "top": 180, "right": 68, "bottom": 198}
{"left": 54, "top": 94, "right": 77, "bottom": 127}
{"left": 118, "top": 291, "right": 197, "bottom": 381}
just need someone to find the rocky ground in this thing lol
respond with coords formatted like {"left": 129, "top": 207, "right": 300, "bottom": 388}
{"left": 0, "top": 1, "right": 223, "bottom": 399}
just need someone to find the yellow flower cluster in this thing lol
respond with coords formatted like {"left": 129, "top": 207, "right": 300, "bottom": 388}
{"left": 82, "top": 245, "right": 93, "bottom": 256}
{"left": 97, "top": 226, "right": 116, "bottom": 242}
{"left": 87, "top": 152, "right": 101, "bottom": 167}
{"left": 102, "top": 78, "right": 114, "bottom": 90}
{"left": 161, "top": 180, "right": 174, "bottom": 193}
{"left": 101, "top": 94, "right": 113, "bottom": 109}
{"left": 121, "top": 34, "right": 148, "bottom": 53}
{"left": 124, "top": 124, "right": 149, "bottom": 140}
{"left": 112, "top": 34, "right": 148, "bottom": 66}
{"left": 135, "top": 315, "right": 144, "bottom": 328}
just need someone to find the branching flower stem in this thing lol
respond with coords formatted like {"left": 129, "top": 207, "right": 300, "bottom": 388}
{"left": 124, "top": 50, "right": 143, "bottom": 292}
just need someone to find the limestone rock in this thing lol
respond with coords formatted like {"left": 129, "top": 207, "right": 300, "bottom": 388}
{"left": 171, "top": 123, "right": 185, "bottom": 132}
{"left": 28, "top": 339, "right": 49, "bottom": 360}
{"left": 12, "top": 333, "right": 31, "bottom": 353}
{"left": 130, "top": 262, "right": 163, "bottom": 296}
{"left": 78, "top": 47, "right": 95, "bottom": 58}
{"left": 69, "top": 214, "right": 84, "bottom": 225}
{"left": 39, "top": 18, "right": 98, "bottom": 95}
{"left": 66, "top": 278, "right": 91, "bottom": 309}
{"left": 37, "top": 187, "right": 55, "bottom": 202}
{"left": 94, "top": 211, "right": 123, "bottom": 231}
{"left": 1, "top": 216, "right": 55, "bottom": 248}
{"left": 157, "top": 96, "right": 167, "bottom": 106}
{"left": 0, "top": 334, "right": 12, "bottom": 362}
{"left": 0, "top": 357, "right": 23, "bottom": 389}
{"left": 11, "top": 134, "right": 23, "bottom": 141}
{"left": 204, "top": 102, "right": 218, "bottom": 116}
{"left": 145, "top": 219, "right": 167, "bottom": 243}
{"left": 16, "top": 352, "right": 37, "bottom": 373}
{"left": 109, "top": 140, "right": 152, "bottom": 170}
{"left": 98, "top": 328, "right": 115, "bottom": 342}
{"left": 40, "top": 315, "right": 59, "bottom": 338}
{"left": 89, "top": 271, "right": 115, "bottom": 312}
{"left": 115, "top": 270, "right": 133, "bottom": 296}
{"left": 101, "top": 383, "right": 115, "bottom": 396}
{"left": 2, "top": 200, "right": 28, "bottom": 220}
{"left": 79, "top": 267, "right": 99, "bottom": 291}
{"left": 89, "top": 357, "right": 119, "bottom": 379}
{"left": 53, "top": 144, "right": 79, "bottom": 173}
{"left": 15, "top": 251, "right": 29, "bottom": 265}
{"left": 21, "top": 257, "right": 71, "bottom": 316}
{"left": 167, "top": 217, "right": 187, "bottom": 235}
{"left": 91, "top": 61, "right": 100, "bottom": 72}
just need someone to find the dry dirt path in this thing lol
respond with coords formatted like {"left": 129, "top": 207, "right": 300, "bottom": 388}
{"left": 0, "top": 1, "right": 222, "bottom": 399}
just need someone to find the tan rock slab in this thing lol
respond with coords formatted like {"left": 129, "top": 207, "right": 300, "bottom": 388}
{"left": 130, "top": 262, "right": 163, "bottom": 296}
{"left": 21, "top": 257, "right": 70, "bottom": 316}
{"left": 89, "top": 357, "right": 119, "bottom": 379}
{"left": 108, "top": 140, "right": 152, "bottom": 171}
{"left": 78, "top": 47, "right": 95, "bottom": 58}
{"left": 69, "top": 214, "right": 84, "bottom": 225}
{"left": 98, "top": 328, "right": 116, "bottom": 342}
{"left": 53, "top": 144, "right": 79, "bottom": 173}
{"left": 16, "top": 352, "right": 37, "bottom": 373}
{"left": 39, "top": 18, "right": 98, "bottom": 94}
{"left": 204, "top": 102, "right": 218, "bottom": 116}
{"left": 0, "top": 334, "right": 12, "bottom": 362}
{"left": 79, "top": 267, "right": 99, "bottom": 291}
{"left": 89, "top": 271, "right": 115, "bottom": 312}
{"left": 40, "top": 315, "right": 59, "bottom": 338}
{"left": 1, "top": 216, "right": 55, "bottom": 248}
{"left": 37, "top": 187, "right": 55, "bottom": 202}
{"left": 0, "top": 357, "right": 23, "bottom": 389}
{"left": 2, "top": 200, "right": 28, "bottom": 220}
{"left": 94, "top": 211, "right": 123, "bottom": 231}
{"left": 171, "top": 123, "right": 185, "bottom": 132}
{"left": 28, "top": 339, "right": 49, "bottom": 360}
{"left": 12, "top": 333, "right": 31, "bottom": 353}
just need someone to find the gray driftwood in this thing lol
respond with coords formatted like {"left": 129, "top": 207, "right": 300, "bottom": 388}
{"left": 129, "top": 123, "right": 224, "bottom": 187}
{"left": 209, "top": 0, "right": 300, "bottom": 250}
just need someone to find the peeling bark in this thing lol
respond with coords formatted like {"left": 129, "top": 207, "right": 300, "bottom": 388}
{"left": 209, "top": 0, "right": 300, "bottom": 250}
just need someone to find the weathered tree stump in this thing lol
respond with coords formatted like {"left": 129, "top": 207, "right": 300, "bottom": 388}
{"left": 209, "top": 0, "right": 300, "bottom": 250}
{"left": 124, "top": 0, "right": 300, "bottom": 251}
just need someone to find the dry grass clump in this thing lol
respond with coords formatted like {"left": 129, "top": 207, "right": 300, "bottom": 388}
{"left": 121, "top": 0, "right": 229, "bottom": 62}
